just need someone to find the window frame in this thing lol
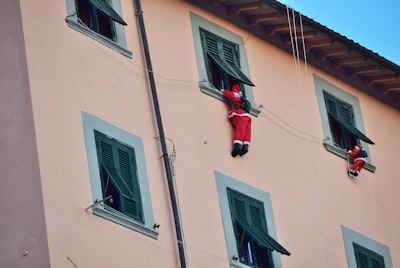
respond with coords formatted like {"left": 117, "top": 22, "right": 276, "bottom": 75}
{"left": 313, "top": 74, "right": 376, "bottom": 172}
{"left": 190, "top": 12, "right": 260, "bottom": 117}
{"left": 215, "top": 171, "right": 286, "bottom": 268}
{"left": 65, "top": 0, "right": 132, "bottom": 58}
{"left": 82, "top": 112, "right": 157, "bottom": 239}
{"left": 342, "top": 226, "right": 392, "bottom": 268}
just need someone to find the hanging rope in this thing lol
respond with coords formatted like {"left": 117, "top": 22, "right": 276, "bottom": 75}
{"left": 286, "top": 5, "right": 329, "bottom": 267}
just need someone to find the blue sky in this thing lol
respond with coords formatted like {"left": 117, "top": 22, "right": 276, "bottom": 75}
{"left": 277, "top": 0, "right": 400, "bottom": 66}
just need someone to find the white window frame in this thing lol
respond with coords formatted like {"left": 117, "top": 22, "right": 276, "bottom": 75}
{"left": 215, "top": 171, "right": 284, "bottom": 268}
{"left": 190, "top": 12, "right": 260, "bottom": 117}
{"left": 65, "top": 0, "right": 132, "bottom": 58}
{"left": 342, "top": 225, "right": 393, "bottom": 268}
{"left": 313, "top": 74, "right": 376, "bottom": 172}
{"left": 82, "top": 111, "right": 157, "bottom": 238}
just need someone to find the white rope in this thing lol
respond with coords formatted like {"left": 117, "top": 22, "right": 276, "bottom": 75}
{"left": 286, "top": 5, "right": 329, "bottom": 267}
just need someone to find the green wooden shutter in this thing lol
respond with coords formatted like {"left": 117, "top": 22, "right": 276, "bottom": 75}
{"left": 354, "top": 243, "right": 385, "bottom": 268}
{"left": 95, "top": 130, "right": 143, "bottom": 222}
{"left": 227, "top": 188, "right": 291, "bottom": 255}
{"left": 324, "top": 92, "right": 374, "bottom": 144}
{"left": 201, "top": 29, "right": 255, "bottom": 86}
{"left": 88, "top": 0, "right": 127, "bottom": 25}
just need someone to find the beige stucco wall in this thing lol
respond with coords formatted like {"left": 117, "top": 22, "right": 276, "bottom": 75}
{"left": 18, "top": 0, "right": 400, "bottom": 267}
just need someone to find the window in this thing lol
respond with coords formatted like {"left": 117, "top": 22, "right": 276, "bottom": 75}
{"left": 228, "top": 188, "right": 290, "bottom": 268}
{"left": 76, "top": 0, "right": 126, "bottom": 40}
{"left": 215, "top": 171, "right": 289, "bottom": 268}
{"left": 190, "top": 12, "right": 260, "bottom": 116}
{"left": 65, "top": 0, "right": 132, "bottom": 57}
{"left": 324, "top": 91, "right": 374, "bottom": 150}
{"left": 313, "top": 74, "right": 375, "bottom": 172}
{"left": 353, "top": 243, "right": 385, "bottom": 268}
{"left": 94, "top": 130, "right": 143, "bottom": 223}
{"left": 342, "top": 226, "right": 393, "bottom": 268}
{"left": 200, "top": 29, "right": 254, "bottom": 92}
{"left": 82, "top": 112, "right": 157, "bottom": 238}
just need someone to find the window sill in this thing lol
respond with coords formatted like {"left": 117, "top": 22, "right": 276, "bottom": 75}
{"left": 93, "top": 204, "right": 158, "bottom": 239}
{"left": 323, "top": 140, "right": 376, "bottom": 173}
{"left": 199, "top": 82, "right": 261, "bottom": 117}
{"left": 65, "top": 16, "right": 132, "bottom": 58}
{"left": 229, "top": 261, "right": 246, "bottom": 268}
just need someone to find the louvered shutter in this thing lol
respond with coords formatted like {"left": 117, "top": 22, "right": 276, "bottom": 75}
{"left": 88, "top": 0, "right": 127, "bottom": 25}
{"left": 95, "top": 130, "right": 143, "bottom": 222}
{"left": 355, "top": 250, "right": 369, "bottom": 268}
{"left": 201, "top": 30, "right": 255, "bottom": 86}
{"left": 324, "top": 92, "right": 374, "bottom": 144}
{"left": 227, "top": 188, "right": 291, "bottom": 255}
{"left": 353, "top": 243, "right": 385, "bottom": 268}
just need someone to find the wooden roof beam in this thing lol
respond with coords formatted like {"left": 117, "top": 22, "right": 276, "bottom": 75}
{"left": 246, "top": 12, "right": 281, "bottom": 26}
{"left": 209, "top": 0, "right": 227, "bottom": 7}
{"left": 395, "top": 94, "right": 400, "bottom": 104}
{"left": 316, "top": 48, "right": 350, "bottom": 61}
{"left": 305, "top": 39, "right": 334, "bottom": 52}
{"left": 264, "top": 23, "right": 290, "bottom": 36}
{"left": 347, "top": 65, "right": 382, "bottom": 78}
{"left": 332, "top": 56, "right": 366, "bottom": 69}
{"left": 378, "top": 84, "right": 400, "bottom": 95}
{"left": 282, "top": 31, "right": 316, "bottom": 44}
{"left": 228, "top": 2, "right": 263, "bottom": 16}
{"left": 364, "top": 74, "right": 398, "bottom": 86}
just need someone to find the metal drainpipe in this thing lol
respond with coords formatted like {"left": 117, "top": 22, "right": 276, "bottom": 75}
{"left": 133, "top": 1, "right": 187, "bottom": 268}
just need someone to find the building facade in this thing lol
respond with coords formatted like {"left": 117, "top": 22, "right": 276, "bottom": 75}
{"left": 1, "top": 0, "right": 399, "bottom": 267}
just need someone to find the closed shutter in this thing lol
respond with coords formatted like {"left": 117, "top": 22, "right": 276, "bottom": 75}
{"left": 228, "top": 188, "right": 291, "bottom": 255}
{"left": 353, "top": 243, "right": 385, "bottom": 268}
{"left": 95, "top": 130, "right": 143, "bottom": 222}
{"left": 201, "top": 29, "right": 255, "bottom": 86}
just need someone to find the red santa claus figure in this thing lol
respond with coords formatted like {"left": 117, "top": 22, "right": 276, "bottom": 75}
{"left": 221, "top": 84, "right": 251, "bottom": 157}
{"left": 348, "top": 143, "right": 368, "bottom": 177}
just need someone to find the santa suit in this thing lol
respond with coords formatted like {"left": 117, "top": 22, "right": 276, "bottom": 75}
{"left": 348, "top": 144, "right": 368, "bottom": 176}
{"left": 221, "top": 84, "right": 251, "bottom": 146}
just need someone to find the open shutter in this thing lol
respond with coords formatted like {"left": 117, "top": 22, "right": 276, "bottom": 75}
{"left": 89, "top": 0, "right": 127, "bottom": 25}
{"left": 95, "top": 131, "right": 143, "bottom": 222}
{"left": 325, "top": 93, "right": 374, "bottom": 144}
{"left": 202, "top": 31, "right": 255, "bottom": 86}
{"left": 228, "top": 188, "right": 291, "bottom": 256}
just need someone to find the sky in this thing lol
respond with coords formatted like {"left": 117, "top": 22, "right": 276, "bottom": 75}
{"left": 277, "top": 0, "right": 400, "bottom": 66}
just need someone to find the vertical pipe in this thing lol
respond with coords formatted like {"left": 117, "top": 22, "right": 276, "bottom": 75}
{"left": 133, "top": 1, "right": 187, "bottom": 268}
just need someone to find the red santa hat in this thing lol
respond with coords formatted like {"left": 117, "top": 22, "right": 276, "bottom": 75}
{"left": 232, "top": 84, "right": 241, "bottom": 93}
{"left": 354, "top": 143, "right": 362, "bottom": 150}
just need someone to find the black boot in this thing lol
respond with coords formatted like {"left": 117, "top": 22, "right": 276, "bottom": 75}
{"left": 240, "top": 144, "right": 249, "bottom": 156}
{"left": 231, "top": 143, "right": 242, "bottom": 157}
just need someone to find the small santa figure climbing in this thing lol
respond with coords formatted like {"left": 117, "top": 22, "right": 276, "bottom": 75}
{"left": 221, "top": 84, "right": 252, "bottom": 157}
{"left": 347, "top": 143, "right": 368, "bottom": 177}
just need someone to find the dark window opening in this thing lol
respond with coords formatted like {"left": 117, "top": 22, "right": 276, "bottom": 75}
{"left": 76, "top": 0, "right": 117, "bottom": 40}
{"left": 328, "top": 114, "right": 358, "bottom": 150}
{"left": 235, "top": 223, "right": 274, "bottom": 268}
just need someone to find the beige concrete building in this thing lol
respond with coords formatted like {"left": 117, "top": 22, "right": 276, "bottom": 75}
{"left": 1, "top": 0, "right": 399, "bottom": 267}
